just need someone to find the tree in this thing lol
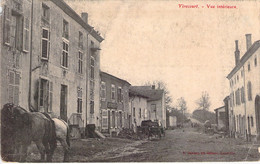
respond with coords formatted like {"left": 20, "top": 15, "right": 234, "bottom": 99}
{"left": 177, "top": 97, "right": 187, "bottom": 126}
{"left": 144, "top": 81, "right": 173, "bottom": 111}
{"left": 177, "top": 97, "right": 187, "bottom": 113}
{"left": 196, "top": 91, "right": 211, "bottom": 111}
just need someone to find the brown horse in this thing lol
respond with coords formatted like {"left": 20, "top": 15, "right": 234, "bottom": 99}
{"left": 1, "top": 103, "right": 57, "bottom": 162}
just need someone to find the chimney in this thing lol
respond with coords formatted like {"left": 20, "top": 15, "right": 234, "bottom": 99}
{"left": 152, "top": 85, "right": 155, "bottom": 89}
{"left": 235, "top": 40, "right": 240, "bottom": 66}
{"left": 245, "top": 34, "right": 252, "bottom": 51}
{"left": 81, "top": 12, "right": 88, "bottom": 24}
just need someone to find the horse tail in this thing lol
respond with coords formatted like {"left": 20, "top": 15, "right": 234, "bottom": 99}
{"left": 66, "top": 125, "right": 70, "bottom": 147}
{"left": 41, "top": 113, "right": 57, "bottom": 147}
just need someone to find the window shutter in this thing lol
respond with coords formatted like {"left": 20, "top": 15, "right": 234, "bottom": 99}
{"left": 38, "top": 78, "right": 41, "bottom": 110}
{"left": 48, "top": 81, "right": 53, "bottom": 112}
{"left": 18, "top": 16, "right": 24, "bottom": 51}
{"left": 23, "top": 17, "right": 29, "bottom": 52}
{"left": 4, "top": 5, "right": 11, "bottom": 45}
{"left": 102, "top": 110, "right": 108, "bottom": 129}
{"left": 48, "top": 31, "right": 51, "bottom": 60}
{"left": 45, "top": 81, "right": 49, "bottom": 112}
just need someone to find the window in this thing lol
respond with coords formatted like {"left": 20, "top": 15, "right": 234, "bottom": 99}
{"left": 22, "top": 17, "right": 30, "bottom": 52}
{"left": 62, "top": 41, "right": 69, "bottom": 68}
{"left": 8, "top": 71, "right": 20, "bottom": 105}
{"left": 38, "top": 78, "right": 52, "bottom": 112}
{"left": 77, "top": 87, "right": 82, "bottom": 113}
{"left": 230, "top": 93, "right": 233, "bottom": 107}
{"left": 235, "top": 89, "right": 241, "bottom": 105}
{"left": 247, "top": 81, "right": 252, "bottom": 101}
{"left": 101, "top": 81, "right": 106, "bottom": 100}
{"left": 251, "top": 116, "right": 254, "bottom": 127}
{"left": 111, "top": 84, "right": 115, "bottom": 100}
{"left": 42, "top": 28, "right": 50, "bottom": 59}
{"left": 102, "top": 110, "right": 108, "bottom": 129}
{"left": 133, "top": 107, "right": 135, "bottom": 117}
{"left": 117, "top": 87, "right": 123, "bottom": 102}
{"left": 42, "top": 3, "right": 50, "bottom": 22}
{"left": 232, "top": 92, "right": 235, "bottom": 106}
{"left": 241, "top": 87, "right": 245, "bottom": 103}
{"left": 248, "top": 63, "right": 251, "bottom": 72}
{"left": 63, "top": 19, "right": 69, "bottom": 39}
{"left": 139, "top": 108, "right": 142, "bottom": 118}
{"left": 90, "top": 101, "right": 94, "bottom": 114}
{"left": 241, "top": 70, "right": 243, "bottom": 77}
{"left": 112, "top": 111, "right": 115, "bottom": 128}
{"left": 90, "top": 57, "right": 95, "bottom": 79}
{"left": 78, "top": 51, "right": 83, "bottom": 74}
{"left": 255, "top": 57, "right": 257, "bottom": 66}
{"left": 3, "top": 6, "right": 11, "bottom": 45}
{"left": 237, "top": 75, "right": 239, "bottom": 82}
{"left": 90, "top": 80, "right": 94, "bottom": 101}
{"left": 79, "top": 31, "right": 83, "bottom": 49}
{"left": 119, "top": 111, "right": 122, "bottom": 128}
{"left": 11, "top": 11, "right": 23, "bottom": 50}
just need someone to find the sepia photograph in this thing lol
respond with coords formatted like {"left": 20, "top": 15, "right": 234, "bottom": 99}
{"left": 0, "top": 0, "right": 259, "bottom": 162}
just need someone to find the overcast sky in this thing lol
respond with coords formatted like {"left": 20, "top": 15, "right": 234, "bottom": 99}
{"left": 66, "top": 0, "right": 260, "bottom": 113}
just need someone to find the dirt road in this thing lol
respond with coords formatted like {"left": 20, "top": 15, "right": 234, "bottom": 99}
{"left": 26, "top": 128, "right": 259, "bottom": 162}
{"left": 92, "top": 128, "right": 259, "bottom": 162}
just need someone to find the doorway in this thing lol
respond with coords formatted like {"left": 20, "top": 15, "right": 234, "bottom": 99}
{"left": 60, "top": 85, "right": 67, "bottom": 121}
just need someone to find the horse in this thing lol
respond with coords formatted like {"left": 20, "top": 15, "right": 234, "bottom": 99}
{"left": 1, "top": 103, "right": 57, "bottom": 162}
{"left": 41, "top": 113, "right": 70, "bottom": 162}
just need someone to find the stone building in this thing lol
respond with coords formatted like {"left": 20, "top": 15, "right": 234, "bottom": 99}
{"left": 227, "top": 34, "right": 260, "bottom": 140}
{"left": 1, "top": 0, "right": 104, "bottom": 136}
{"left": 1, "top": 0, "right": 32, "bottom": 110}
{"left": 214, "top": 106, "right": 227, "bottom": 131}
{"left": 129, "top": 87, "right": 149, "bottom": 129}
{"left": 100, "top": 71, "right": 131, "bottom": 135}
{"left": 129, "top": 86, "right": 166, "bottom": 128}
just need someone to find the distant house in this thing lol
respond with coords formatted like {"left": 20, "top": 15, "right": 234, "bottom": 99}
{"left": 214, "top": 106, "right": 227, "bottom": 131}
{"left": 100, "top": 71, "right": 131, "bottom": 135}
{"left": 129, "top": 88, "right": 149, "bottom": 129}
{"left": 168, "top": 116, "right": 177, "bottom": 128}
{"left": 129, "top": 86, "right": 166, "bottom": 128}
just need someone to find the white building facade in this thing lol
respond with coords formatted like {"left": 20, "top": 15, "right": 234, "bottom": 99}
{"left": 227, "top": 34, "right": 260, "bottom": 140}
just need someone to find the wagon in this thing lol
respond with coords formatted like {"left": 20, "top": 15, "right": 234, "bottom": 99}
{"left": 138, "top": 120, "right": 165, "bottom": 139}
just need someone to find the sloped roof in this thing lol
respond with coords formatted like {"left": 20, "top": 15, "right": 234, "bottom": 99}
{"left": 100, "top": 71, "right": 131, "bottom": 86}
{"left": 227, "top": 40, "right": 260, "bottom": 79}
{"left": 51, "top": 0, "right": 104, "bottom": 42}
{"left": 129, "top": 86, "right": 164, "bottom": 101}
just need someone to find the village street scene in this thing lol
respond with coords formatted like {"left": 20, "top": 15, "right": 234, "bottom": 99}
{"left": 0, "top": 0, "right": 260, "bottom": 162}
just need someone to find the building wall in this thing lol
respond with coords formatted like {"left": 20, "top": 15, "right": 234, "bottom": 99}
{"left": 229, "top": 44, "right": 260, "bottom": 137}
{"left": 100, "top": 72, "right": 130, "bottom": 133}
{"left": 86, "top": 36, "right": 101, "bottom": 127}
{"left": 1, "top": 0, "right": 32, "bottom": 109}
{"left": 29, "top": 0, "right": 101, "bottom": 130}
{"left": 147, "top": 97, "right": 166, "bottom": 128}
{"left": 215, "top": 107, "right": 226, "bottom": 130}
{"left": 130, "top": 96, "right": 148, "bottom": 127}
{"left": 169, "top": 116, "right": 177, "bottom": 127}
{"left": 244, "top": 48, "right": 260, "bottom": 136}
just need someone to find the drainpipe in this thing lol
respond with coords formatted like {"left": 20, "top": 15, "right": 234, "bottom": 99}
{"left": 28, "top": 0, "right": 34, "bottom": 111}
{"left": 85, "top": 32, "right": 89, "bottom": 132}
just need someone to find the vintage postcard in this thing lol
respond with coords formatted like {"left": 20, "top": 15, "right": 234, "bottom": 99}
{"left": 0, "top": 0, "right": 259, "bottom": 162}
